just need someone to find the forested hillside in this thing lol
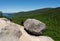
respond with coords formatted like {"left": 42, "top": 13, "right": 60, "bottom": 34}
{"left": 11, "top": 7, "right": 60, "bottom": 41}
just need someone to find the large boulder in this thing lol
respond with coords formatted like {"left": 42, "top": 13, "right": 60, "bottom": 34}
{"left": 24, "top": 19, "right": 46, "bottom": 36}
{"left": 0, "top": 18, "right": 22, "bottom": 41}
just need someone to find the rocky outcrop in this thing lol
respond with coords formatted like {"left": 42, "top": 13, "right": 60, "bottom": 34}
{"left": 0, "top": 18, "right": 54, "bottom": 41}
{"left": 0, "top": 18, "right": 22, "bottom": 41}
{"left": 24, "top": 19, "right": 46, "bottom": 36}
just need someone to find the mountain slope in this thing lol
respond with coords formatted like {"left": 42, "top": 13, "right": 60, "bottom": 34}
{"left": 12, "top": 7, "right": 60, "bottom": 41}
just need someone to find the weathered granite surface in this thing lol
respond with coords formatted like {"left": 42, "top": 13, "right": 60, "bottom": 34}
{"left": 24, "top": 19, "right": 46, "bottom": 36}
{"left": 0, "top": 18, "right": 54, "bottom": 41}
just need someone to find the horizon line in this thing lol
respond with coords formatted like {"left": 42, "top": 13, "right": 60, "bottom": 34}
{"left": 1, "top": 7, "right": 60, "bottom": 13}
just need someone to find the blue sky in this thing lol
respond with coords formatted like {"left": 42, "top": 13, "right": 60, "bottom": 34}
{"left": 0, "top": 0, "right": 60, "bottom": 13}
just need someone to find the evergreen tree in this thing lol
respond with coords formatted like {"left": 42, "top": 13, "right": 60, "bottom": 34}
{"left": 0, "top": 11, "right": 3, "bottom": 17}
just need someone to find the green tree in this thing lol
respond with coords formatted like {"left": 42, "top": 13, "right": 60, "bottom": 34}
{"left": 0, "top": 11, "right": 3, "bottom": 17}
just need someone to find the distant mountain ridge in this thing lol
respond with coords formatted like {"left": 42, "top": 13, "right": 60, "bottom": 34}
{"left": 13, "top": 7, "right": 60, "bottom": 15}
